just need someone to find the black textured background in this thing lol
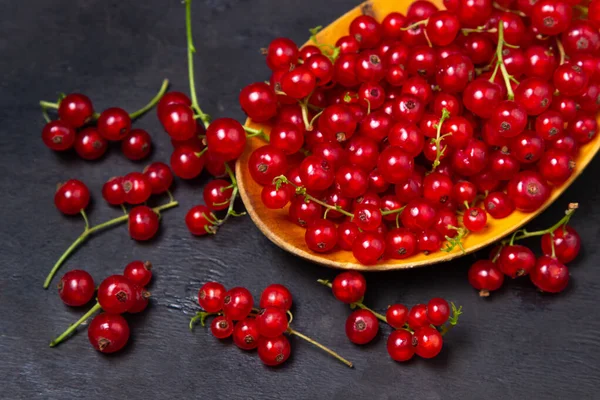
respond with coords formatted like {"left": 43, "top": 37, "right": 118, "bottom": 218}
{"left": 1, "top": 1, "right": 600, "bottom": 399}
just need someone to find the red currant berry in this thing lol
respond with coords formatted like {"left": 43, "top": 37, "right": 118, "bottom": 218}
{"left": 531, "top": 0, "right": 572, "bottom": 36}
{"left": 426, "top": 10, "right": 460, "bottom": 46}
{"left": 186, "top": 205, "right": 217, "bottom": 236}
{"left": 266, "top": 38, "right": 298, "bottom": 70}
{"left": 223, "top": 287, "right": 254, "bottom": 321}
{"left": 497, "top": 245, "right": 536, "bottom": 278}
{"left": 88, "top": 313, "right": 129, "bottom": 353}
{"left": 233, "top": 318, "right": 260, "bottom": 350}
{"left": 198, "top": 282, "right": 226, "bottom": 312}
{"left": 239, "top": 82, "right": 277, "bottom": 122}
{"left": 510, "top": 131, "right": 544, "bottom": 164}
{"left": 299, "top": 155, "right": 335, "bottom": 192}
{"left": 453, "top": 181, "right": 477, "bottom": 205}
{"left": 54, "top": 179, "right": 90, "bottom": 215}
{"left": 261, "top": 183, "right": 292, "bottom": 209}
{"left": 74, "top": 127, "right": 108, "bottom": 160}
{"left": 352, "top": 231, "right": 385, "bottom": 265}
{"left": 485, "top": 191, "right": 515, "bottom": 219}
{"left": 436, "top": 54, "right": 474, "bottom": 93}
{"left": 42, "top": 121, "right": 76, "bottom": 151}
{"left": 468, "top": 260, "right": 504, "bottom": 296}
{"left": 408, "top": 0, "right": 439, "bottom": 19}
{"left": 97, "top": 275, "right": 135, "bottom": 314}
{"left": 507, "top": 171, "right": 550, "bottom": 212}
{"left": 122, "top": 172, "right": 152, "bottom": 205}
{"left": 350, "top": 15, "right": 382, "bottom": 49}
{"left": 569, "top": 112, "right": 598, "bottom": 144}
{"left": 58, "top": 93, "right": 94, "bottom": 128}
{"left": 203, "top": 179, "right": 233, "bottom": 211}
{"left": 530, "top": 256, "right": 569, "bottom": 293}
{"left": 538, "top": 149, "right": 575, "bottom": 185}
{"left": 121, "top": 129, "right": 152, "bottom": 161}
{"left": 463, "top": 207, "right": 487, "bottom": 232}
{"left": 128, "top": 206, "right": 159, "bottom": 241}
{"left": 58, "top": 270, "right": 95, "bottom": 306}
{"left": 260, "top": 284, "right": 293, "bottom": 311}
{"left": 289, "top": 197, "right": 322, "bottom": 227}
{"left": 97, "top": 107, "right": 131, "bottom": 141}
{"left": 524, "top": 45, "right": 558, "bottom": 80}
{"left": 157, "top": 91, "right": 191, "bottom": 121}
{"left": 407, "top": 304, "right": 430, "bottom": 329}
{"left": 143, "top": 162, "right": 173, "bottom": 194}
{"left": 463, "top": 79, "right": 503, "bottom": 118}
{"left": 256, "top": 307, "right": 288, "bottom": 338}
{"left": 123, "top": 260, "right": 152, "bottom": 287}
{"left": 258, "top": 335, "right": 291, "bottom": 366}
{"left": 170, "top": 147, "right": 204, "bottom": 179}
{"left": 331, "top": 271, "right": 366, "bottom": 304}
{"left": 387, "top": 329, "right": 415, "bottom": 362}
{"left": 535, "top": 110, "right": 565, "bottom": 141}
{"left": 490, "top": 100, "right": 527, "bottom": 138}
{"left": 161, "top": 104, "right": 197, "bottom": 141}
{"left": 427, "top": 298, "right": 450, "bottom": 326}
{"left": 127, "top": 284, "right": 150, "bottom": 314}
{"left": 345, "top": 309, "right": 379, "bottom": 344}
{"left": 270, "top": 123, "right": 304, "bottom": 155}
{"left": 305, "top": 219, "right": 338, "bottom": 253}
{"left": 401, "top": 199, "right": 438, "bottom": 231}
{"left": 281, "top": 66, "right": 317, "bottom": 99}
{"left": 385, "top": 228, "right": 417, "bottom": 259}
{"left": 102, "top": 177, "right": 125, "bottom": 206}
{"left": 553, "top": 62, "right": 588, "bottom": 97}
{"left": 414, "top": 326, "right": 443, "bottom": 358}
{"left": 541, "top": 226, "right": 581, "bottom": 264}
{"left": 211, "top": 316, "right": 234, "bottom": 339}
{"left": 386, "top": 304, "right": 409, "bottom": 329}
{"left": 206, "top": 118, "right": 246, "bottom": 162}
{"left": 514, "top": 77, "right": 553, "bottom": 116}
{"left": 377, "top": 146, "right": 414, "bottom": 184}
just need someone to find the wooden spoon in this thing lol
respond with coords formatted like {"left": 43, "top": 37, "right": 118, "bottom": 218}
{"left": 235, "top": 0, "right": 600, "bottom": 271}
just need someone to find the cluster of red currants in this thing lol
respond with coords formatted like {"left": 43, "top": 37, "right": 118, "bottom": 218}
{"left": 469, "top": 202, "right": 581, "bottom": 295}
{"left": 40, "top": 80, "right": 168, "bottom": 161}
{"left": 238, "top": 0, "right": 598, "bottom": 266}
{"left": 190, "top": 282, "right": 353, "bottom": 367}
{"left": 45, "top": 177, "right": 178, "bottom": 289}
{"left": 320, "top": 271, "right": 461, "bottom": 361}
{"left": 50, "top": 261, "right": 153, "bottom": 353}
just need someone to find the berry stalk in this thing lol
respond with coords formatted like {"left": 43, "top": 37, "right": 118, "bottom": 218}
{"left": 43, "top": 200, "right": 179, "bottom": 289}
{"left": 430, "top": 108, "right": 451, "bottom": 172}
{"left": 507, "top": 203, "right": 578, "bottom": 245}
{"left": 49, "top": 302, "right": 102, "bottom": 347}
{"left": 128, "top": 78, "right": 170, "bottom": 120}
{"left": 189, "top": 311, "right": 218, "bottom": 331}
{"left": 243, "top": 126, "right": 269, "bottom": 142}
{"left": 286, "top": 327, "right": 353, "bottom": 368}
{"left": 492, "top": 22, "right": 516, "bottom": 100}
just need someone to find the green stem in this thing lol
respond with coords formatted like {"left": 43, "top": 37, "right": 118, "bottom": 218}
{"left": 189, "top": 311, "right": 218, "bottom": 331}
{"left": 493, "top": 2, "right": 526, "bottom": 17}
{"left": 495, "top": 23, "right": 515, "bottom": 101}
{"left": 276, "top": 176, "right": 354, "bottom": 218}
{"left": 503, "top": 203, "right": 578, "bottom": 245}
{"left": 128, "top": 79, "right": 170, "bottom": 120}
{"left": 216, "top": 164, "right": 246, "bottom": 226}
{"left": 287, "top": 328, "right": 353, "bottom": 368}
{"left": 49, "top": 302, "right": 102, "bottom": 347}
{"left": 381, "top": 205, "right": 406, "bottom": 217}
{"left": 40, "top": 100, "right": 59, "bottom": 109}
{"left": 354, "top": 302, "right": 387, "bottom": 324}
{"left": 430, "top": 108, "right": 451, "bottom": 172}
{"left": 243, "top": 126, "right": 269, "bottom": 141}
{"left": 43, "top": 200, "right": 179, "bottom": 289}
{"left": 556, "top": 38, "right": 566, "bottom": 65}
{"left": 185, "top": 0, "right": 211, "bottom": 129}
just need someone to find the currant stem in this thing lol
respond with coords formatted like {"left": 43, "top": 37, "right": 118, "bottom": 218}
{"left": 504, "top": 203, "right": 578, "bottom": 246}
{"left": 243, "top": 125, "right": 269, "bottom": 141}
{"left": 185, "top": 0, "right": 211, "bottom": 129}
{"left": 128, "top": 79, "right": 170, "bottom": 120}
{"left": 40, "top": 100, "right": 59, "bottom": 109}
{"left": 381, "top": 205, "right": 406, "bottom": 216}
{"left": 216, "top": 164, "right": 246, "bottom": 226}
{"left": 401, "top": 19, "right": 428, "bottom": 31}
{"left": 495, "top": 22, "right": 515, "bottom": 101}
{"left": 49, "top": 302, "right": 102, "bottom": 347}
{"left": 430, "top": 108, "right": 451, "bottom": 172}
{"left": 353, "top": 302, "right": 388, "bottom": 324}
{"left": 493, "top": 2, "right": 526, "bottom": 17}
{"left": 556, "top": 38, "right": 566, "bottom": 65}
{"left": 286, "top": 328, "right": 353, "bottom": 368}
{"left": 300, "top": 97, "right": 313, "bottom": 131}
{"left": 43, "top": 200, "right": 179, "bottom": 289}
{"left": 189, "top": 311, "right": 218, "bottom": 331}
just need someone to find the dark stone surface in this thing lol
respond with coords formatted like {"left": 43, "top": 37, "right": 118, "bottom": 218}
{"left": 1, "top": 1, "right": 599, "bottom": 399}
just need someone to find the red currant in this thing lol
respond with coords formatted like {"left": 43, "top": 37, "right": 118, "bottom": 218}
{"left": 97, "top": 275, "right": 135, "bottom": 314}
{"left": 58, "top": 270, "right": 95, "bottom": 307}
{"left": 223, "top": 287, "right": 254, "bottom": 321}
{"left": 54, "top": 179, "right": 90, "bottom": 215}
{"left": 123, "top": 260, "right": 152, "bottom": 287}
{"left": 345, "top": 309, "right": 379, "bottom": 344}
{"left": 128, "top": 206, "right": 159, "bottom": 241}
{"left": 260, "top": 284, "right": 293, "bottom": 311}
{"left": 530, "top": 256, "right": 569, "bottom": 293}
{"left": 541, "top": 226, "right": 581, "bottom": 264}
{"left": 88, "top": 313, "right": 129, "bottom": 353}
{"left": 198, "top": 282, "right": 226, "bottom": 312}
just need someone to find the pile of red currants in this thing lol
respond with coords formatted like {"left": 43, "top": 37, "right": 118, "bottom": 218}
{"left": 320, "top": 271, "right": 461, "bottom": 362}
{"left": 50, "top": 261, "right": 153, "bottom": 353}
{"left": 190, "top": 282, "right": 353, "bottom": 367}
{"left": 236, "top": 0, "right": 598, "bottom": 266}
{"left": 40, "top": 80, "right": 169, "bottom": 161}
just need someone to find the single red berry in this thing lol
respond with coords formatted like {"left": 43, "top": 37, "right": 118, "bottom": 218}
{"left": 161, "top": 103, "right": 197, "bottom": 140}
{"left": 233, "top": 318, "right": 261, "bottom": 350}
{"left": 514, "top": 78, "right": 553, "bottom": 116}
{"left": 143, "top": 162, "right": 173, "bottom": 194}
{"left": 401, "top": 199, "right": 437, "bottom": 231}
{"left": 42, "top": 120, "right": 76, "bottom": 151}
{"left": 408, "top": 0, "right": 439, "bottom": 19}
{"left": 377, "top": 146, "right": 414, "bottom": 184}
{"left": 332, "top": 271, "right": 366, "bottom": 304}
{"left": 336, "top": 35, "right": 361, "bottom": 54}
{"left": 125, "top": 284, "right": 150, "bottom": 314}
{"left": 270, "top": 123, "right": 304, "bottom": 155}
{"left": 531, "top": 0, "right": 572, "bottom": 36}
{"left": 58, "top": 270, "right": 95, "bottom": 306}
{"left": 381, "top": 12, "right": 407, "bottom": 40}
{"left": 352, "top": 231, "right": 385, "bottom": 265}
{"left": 288, "top": 197, "right": 322, "bottom": 227}
{"left": 530, "top": 256, "right": 569, "bottom": 293}
{"left": 299, "top": 155, "right": 335, "bottom": 192}
{"left": 266, "top": 38, "right": 298, "bottom": 70}
{"left": 299, "top": 45, "right": 321, "bottom": 61}
{"left": 206, "top": 118, "right": 246, "bottom": 161}
{"left": 435, "top": 209, "right": 459, "bottom": 238}
{"left": 256, "top": 307, "right": 288, "bottom": 338}
{"left": 157, "top": 91, "right": 191, "bottom": 122}
{"left": 305, "top": 219, "right": 338, "bottom": 253}
{"left": 211, "top": 316, "right": 234, "bottom": 339}
{"left": 223, "top": 287, "right": 254, "bottom": 321}
{"left": 453, "top": 181, "right": 477, "bottom": 205}
{"left": 260, "top": 284, "right": 293, "bottom": 311}
{"left": 349, "top": 15, "right": 382, "bottom": 49}
{"left": 88, "top": 313, "right": 129, "bottom": 353}
{"left": 353, "top": 203, "right": 383, "bottom": 232}
{"left": 58, "top": 93, "right": 94, "bottom": 128}
{"left": 248, "top": 145, "right": 288, "bottom": 186}
{"left": 54, "top": 179, "right": 90, "bottom": 215}
{"left": 345, "top": 136, "right": 379, "bottom": 172}
{"left": 386, "top": 304, "right": 409, "bottom": 329}
{"left": 185, "top": 205, "right": 217, "bottom": 236}
{"left": 485, "top": 191, "right": 515, "bottom": 219}
{"left": 541, "top": 226, "right": 581, "bottom": 264}
{"left": 318, "top": 104, "right": 357, "bottom": 142}
{"left": 258, "top": 335, "right": 291, "bottom": 366}
{"left": 97, "top": 107, "right": 131, "bottom": 141}
{"left": 333, "top": 53, "right": 360, "bottom": 87}
{"left": 427, "top": 298, "right": 450, "bottom": 326}
{"left": 102, "top": 177, "right": 125, "bottom": 206}
{"left": 507, "top": 171, "right": 550, "bottom": 212}
{"left": 463, "top": 79, "right": 503, "bottom": 118}
{"left": 122, "top": 172, "right": 152, "bottom": 205}
{"left": 261, "top": 183, "right": 293, "bottom": 209}
{"left": 345, "top": 309, "right": 379, "bottom": 344}
{"left": 497, "top": 245, "right": 536, "bottom": 278}
{"left": 121, "top": 129, "right": 152, "bottom": 161}
{"left": 550, "top": 135, "right": 579, "bottom": 157}
{"left": 97, "top": 275, "right": 135, "bottom": 314}
{"left": 198, "top": 282, "right": 226, "bottom": 312}
{"left": 203, "top": 179, "right": 233, "bottom": 211}
{"left": 407, "top": 304, "right": 430, "bottom": 329}
{"left": 463, "top": 207, "right": 487, "bottom": 232}
{"left": 123, "top": 260, "right": 153, "bottom": 287}
{"left": 414, "top": 326, "right": 443, "bottom": 358}
{"left": 128, "top": 206, "right": 159, "bottom": 241}
{"left": 538, "top": 149, "right": 575, "bottom": 185}
{"left": 553, "top": 62, "right": 588, "bottom": 97}
{"left": 426, "top": 10, "right": 460, "bottom": 47}
{"left": 281, "top": 65, "right": 317, "bottom": 99}
{"left": 524, "top": 45, "right": 557, "bottom": 80}
{"left": 239, "top": 82, "right": 277, "bottom": 122}
{"left": 490, "top": 100, "right": 527, "bottom": 138}
{"left": 170, "top": 147, "right": 204, "bottom": 179}
{"left": 74, "top": 127, "right": 108, "bottom": 160}
{"left": 535, "top": 110, "right": 565, "bottom": 141}
{"left": 468, "top": 259, "right": 504, "bottom": 296}
{"left": 387, "top": 329, "right": 415, "bottom": 362}
{"left": 569, "top": 112, "right": 598, "bottom": 144}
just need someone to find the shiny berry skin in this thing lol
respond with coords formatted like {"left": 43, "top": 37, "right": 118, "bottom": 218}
{"left": 407, "top": 304, "right": 429, "bottom": 329}
{"left": 258, "top": 335, "right": 291, "bottom": 366}
{"left": 266, "top": 38, "right": 298, "bottom": 70}
{"left": 260, "top": 284, "right": 293, "bottom": 311}
{"left": 331, "top": 271, "right": 366, "bottom": 304}
{"left": 248, "top": 145, "right": 288, "bottom": 186}
{"left": 123, "top": 260, "right": 152, "bottom": 287}
{"left": 392, "top": 94, "right": 425, "bottom": 124}
{"left": 97, "top": 107, "right": 131, "bottom": 141}
{"left": 563, "top": 21, "right": 600, "bottom": 57}
{"left": 97, "top": 275, "right": 135, "bottom": 314}
{"left": 453, "top": 181, "right": 477, "bottom": 205}
{"left": 414, "top": 326, "right": 443, "bottom": 358}
{"left": 456, "top": 0, "right": 492, "bottom": 28}
{"left": 337, "top": 221, "right": 360, "bottom": 251}
{"left": 387, "top": 329, "right": 415, "bottom": 362}
{"left": 336, "top": 35, "right": 361, "bottom": 54}
{"left": 453, "top": 139, "right": 489, "bottom": 176}
{"left": 305, "top": 219, "right": 337, "bottom": 253}
{"left": 270, "top": 123, "right": 304, "bottom": 155}
{"left": 541, "top": 226, "right": 581, "bottom": 264}
{"left": 497, "top": 245, "right": 536, "bottom": 278}
{"left": 514, "top": 78, "right": 553, "bottom": 116}
{"left": 386, "top": 304, "right": 409, "bottom": 329}
{"left": 423, "top": 172, "right": 453, "bottom": 206}
{"left": 335, "top": 165, "right": 368, "bottom": 198}
{"left": 569, "top": 112, "right": 598, "bottom": 144}
{"left": 157, "top": 91, "right": 191, "bottom": 121}
{"left": 485, "top": 191, "right": 515, "bottom": 219}
{"left": 511, "top": 131, "right": 544, "bottom": 164}
{"left": 435, "top": 209, "right": 459, "bottom": 238}
{"left": 121, "top": 129, "right": 152, "bottom": 161}
{"left": 143, "top": 162, "right": 173, "bottom": 194}
{"left": 463, "top": 79, "right": 502, "bottom": 118}
{"left": 256, "top": 307, "right": 288, "bottom": 338}
{"left": 211, "top": 316, "right": 234, "bottom": 339}
{"left": 299, "top": 156, "right": 334, "bottom": 192}
{"left": 490, "top": 100, "right": 527, "bottom": 138}
{"left": 333, "top": 53, "right": 360, "bottom": 87}
{"left": 353, "top": 204, "right": 382, "bottom": 232}
{"left": 346, "top": 136, "right": 379, "bottom": 171}
{"left": 551, "top": 94, "right": 578, "bottom": 122}
{"left": 122, "top": 172, "right": 152, "bottom": 205}
{"left": 88, "top": 313, "right": 129, "bottom": 353}
{"left": 239, "top": 82, "right": 277, "bottom": 122}
{"left": 401, "top": 200, "right": 437, "bottom": 231}
{"left": 223, "top": 287, "right": 254, "bottom": 321}
{"left": 408, "top": 0, "right": 438, "bottom": 19}
{"left": 531, "top": 0, "right": 572, "bottom": 36}
{"left": 54, "top": 179, "right": 90, "bottom": 215}
{"left": 281, "top": 65, "right": 317, "bottom": 99}
{"left": 507, "top": 171, "right": 550, "bottom": 212}
{"left": 550, "top": 135, "right": 579, "bottom": 156}
{"left": 58, "top": 93, "right": 94, "bottom": 128}
{"left": 203, "top": 179, "right": 233, "bottom": 211}
{"left": 553, "top": 63, "right": 588, "bottom": 97}
{"left": 355, "top": 51, "right": 385, "bottom": 83}
{"left": 186, "top": 205, "right": 217, "bottom": 236}
{"left": 289, "top": 197, "right": 322, "bottom": 227}
{"left": 530, "top": 256, "right": 569, "bottom": 293}
{"left": 418, "top": 229, "right": 443, "bottom": 253}
{"left": 128, "top": 206, "right": 159, "bottom": 241}
{"left": 426, "top": 10, "right": 460, "bottom": 47}
{"left": 160, "top": 104, "right": 197, "bottom": 141}
{"left": 524, "top": 45, "right": 557, "bottom": 80}
{"left": 349, "top": 15, "right": 382, "bottom": 49}
{"left": 318, "top": 104, "right": 357, "bottom": 142}
{"left": 538, "top": 149, "right": 575, "bottom": 185}
{"left": 102, "top": 177, "right": 125, "bottom": 206}
{"left": 170, "top": 146, "right": 204, "bottom": 179}
{"left": 233, "top": 318, "right": 260, "bottom": 350}
{"left": 352, "top": 231, "right": 385, "bottom": 265}
{"left": 197, "top": 282, "right": 226, "bottom": 312}
{"left": 75, "top": 127, "right": 108, "bottom": 160}
{"left": 58, "top": 270, "right": 95, "bottom": 306}
{"left": 306, "top": 54, "right": 334, "bottom": 86}
{"left": 427, "top": 298, "right": 450, "bottom": 326}
{"left": 488, "top": 149, "right": 520, "bottom": 180}
{"left": 468, "top": 260, "right": 504, "bottom": 296}
{"left": 436, "top": 54, "right": 474, "bottom": 93}
{"left": 42, "top": 121, "right": 76, "bottom": 151}
{"left": 261, "top": 183, "right": 292, "bottom": 209}
{"left": 206, "top": 118, "right": 246, "bottom": 162}
{"left": 464, "top": 207, "right": 487, "bottom": 232}
{"left": 377, "top": 146, "right": 414, "bottom": 184}
{"left": 535, "top": 111, "right": 565, "bottom": 141}
{"left": 345, "top": 309, "right": 379, "bottom": 344}
{"left": 128, "top": 284, "right": 150, "bottom": 314}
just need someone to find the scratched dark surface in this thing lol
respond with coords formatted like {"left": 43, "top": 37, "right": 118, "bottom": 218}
{"left": 1, "top": 0, "right": 600, "bottom": 399}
